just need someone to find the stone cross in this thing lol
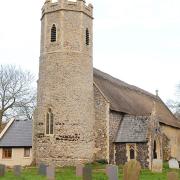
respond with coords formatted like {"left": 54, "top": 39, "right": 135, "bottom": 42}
{"left": 105, "top": 164, "right": 118, "bottom": 180}
{"left": 152, "top": 159, "right": 162, "bottom": 173}
{"left": 168, "top": 159, "right": 179, "bottom": 169}
{"left": 38, "top": 163, "right": 47, "bottom": 176}
{"left": 76, "top": 164, "right": 85, "bottom": 176}
{"left": 123, "top": 160, "right": 141, "bottom": 180}
{"left": 83, "top": 166, "right": 92, "bottom": 180}
{"left": 167, "top": 172, "right": 179, "bottom": 180}
{"left": 13, "top": 165, "right": 21, "bottom": 176}
{"left": 0, "top": 164, "right": 5, "bottom": 177}
{"left": 46, "top": 165, "right": 55, "bottom": 180}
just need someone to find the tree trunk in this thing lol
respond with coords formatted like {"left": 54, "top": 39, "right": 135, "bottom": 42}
{"left": 0, "top": 110, "right": 3, "bottom": 129}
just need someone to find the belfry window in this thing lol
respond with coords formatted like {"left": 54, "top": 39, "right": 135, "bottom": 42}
{"left": 86, "top": 28, "right": 89, "bottom": 45}
{"left": 46, "top": 108, "right": 54, "bottom": 135}
{"left": 51, "top": 24, "right": 56, "bottom": 42}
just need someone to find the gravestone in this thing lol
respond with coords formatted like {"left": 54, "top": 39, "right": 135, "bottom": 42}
{"left": 38, "top": 163, "right": 47, "bottom": 176}
{"left": 46, "top": 165, "right": 55, "bottom": 180}
{"left": 83, "top": 166, "right": 92, "bottom": 180}
{"left": 167, "top": 172, "right": 179, "bottom": 180}
{"left": 76, "top": 164, "right": 84, "bottom": 176}
{"left": 168, "top": 159, "right": 179, "bottom": 169}
{"left": 152, "top": 159, "right": 162, "bottom": 173}
{"left": 0, "top": 164, "right": 5, "bottom": 176}
{"left": 105, "top": 164, "right": 118, "bottom": 180}
{"left": 13, "top": 165, "right": 21, "bottom": 176}
{"left": 123, "top": 160, "right": 141, "bottom": 180}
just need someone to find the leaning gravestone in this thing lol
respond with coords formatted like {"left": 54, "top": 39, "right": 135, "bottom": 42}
{"left": 168, "top": 159, "right": 179, "bottom": 169}
{"left": 152, "top": 159, "right": 163, "bottom": 173}
{"left": 83, "top": 166, "right": 92, "bottom": 180}
{"left": 0, "top": 164, "right": 5, "bottom": 176}
{"left": 76, "top": 164, "right": 85, "bottom": 176}
{"left": 105, "top": 164, "right": 118, "bottom": 180}
{"left": 123, "top": 160, "right": 141, "bottom": 180}
{"left": 46, "top": 165, "right": 55, "bottom": 180}
{"left": 13, "top": 165, "right": 21, "bottom": 176}
{"left": 167, "top": 172, "right": 179, "bottom": 180}
{"left": 38, "top": 163, "right": 47, "bottom": 176}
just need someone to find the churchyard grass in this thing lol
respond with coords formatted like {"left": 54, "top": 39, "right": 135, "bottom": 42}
{"left": 0, "top": 162, "right": 179, "bottom": 180}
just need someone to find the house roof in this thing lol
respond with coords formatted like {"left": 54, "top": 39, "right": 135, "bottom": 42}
{"left": 0, "top": 120, "right": 32, "bottom": 147}
{"left": 93, "top": 68, "right": 180, "bottom": 129}
{"left": 115, "top": 115, "right": 149, "bottom": 143}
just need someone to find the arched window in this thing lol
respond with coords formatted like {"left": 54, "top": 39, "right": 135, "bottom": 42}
{"left": 86, "top": 28, "right": 89, "bottom": 45}
{"left": 51, "top": 24, "right": 56, "bottom": 42}
{"left": 46, "top": 108, "right": 54, "bottom": 135}
{"left": 130, "top": 149, "right": 135, "bottom": 159}
{"left": 153, "top": 140, "right": 157, "bottom": 159}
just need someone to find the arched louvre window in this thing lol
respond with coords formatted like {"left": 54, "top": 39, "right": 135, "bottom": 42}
{"left": 86, "top": 28, "right": 89, "bottom": 45}
{"left": 46, "top": 108, "right": 54, "bottom": 135}
{"left": 51, "top": 24, "right": 56, "bottom": 42}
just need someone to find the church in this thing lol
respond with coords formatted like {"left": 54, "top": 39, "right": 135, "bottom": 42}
{"left": 33, "top": 0, "right": 180, "bottom": 169}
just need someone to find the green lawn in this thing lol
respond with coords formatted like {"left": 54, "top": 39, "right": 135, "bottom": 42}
{"left": 1, "top": 163, "right": 180, "bottom": 180}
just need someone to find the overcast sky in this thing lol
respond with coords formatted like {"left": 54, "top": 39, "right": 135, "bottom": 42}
{"left": 0, "top": 0, "right": 180, "bottom": 102}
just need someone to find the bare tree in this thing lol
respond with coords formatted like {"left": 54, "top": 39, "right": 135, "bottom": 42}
{"left": 0, "top": 65, "right": 36, "bottom": 127}
{"left": 167, "top": 83, "right": 180, "bottom": 119}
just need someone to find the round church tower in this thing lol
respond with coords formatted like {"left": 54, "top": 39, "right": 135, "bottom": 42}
{"left": 33, "top": 0, "right": 94, "bottom": 166}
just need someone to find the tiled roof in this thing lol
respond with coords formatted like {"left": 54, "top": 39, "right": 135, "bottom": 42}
{"left": 115, "top": 115, "right": 149, "bottom": 143}
{"left": 93, "top": 68, "right": 180, "bottom": 129}
{"left": 0, "top": 120, "right": 32, "bottom": 147}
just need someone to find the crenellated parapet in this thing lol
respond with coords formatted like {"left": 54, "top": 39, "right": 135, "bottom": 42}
{"left": 42, "top": 0, "right": 93, "bottom": 19}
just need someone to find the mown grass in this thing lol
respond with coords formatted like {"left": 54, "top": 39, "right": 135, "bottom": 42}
{"left": 1, "top": 162, "right": 180, "bottom": 180}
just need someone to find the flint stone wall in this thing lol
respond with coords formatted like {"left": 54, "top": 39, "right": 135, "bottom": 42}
{"left": 94, "top": 85, "right": 109, "bottom": 162}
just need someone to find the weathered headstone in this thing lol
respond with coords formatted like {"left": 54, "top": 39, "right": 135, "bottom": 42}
{"left": 167, "top": 172, "right": 179, "bottom": 180}
{"left": 38, "top": 163, "right": 47, "bottom": 176}
{"left": 0, "top": 164, "right": 5, "bottom": 176}
{"left": 152, "top": 159, "right": 163, "bottom": 173}
{"left": 168, "top": 159, "right": 179, "bottom": 169}
{"left": 106, "top": 164, "right": 118, "bottom": 180}
{"left": 46, "top": 165, "right": 55, "bottom": 180}
{"left": 123, "top": 160, "right": 141, "bottom": 180}
{"left": 13, "top": 165, "right": 21, "bottom": 176}
{"left": 83, "top": 166, "right": 92, "bottom": 180}
{"left": 76, "top": 164, "right": 85, "bottom": 176}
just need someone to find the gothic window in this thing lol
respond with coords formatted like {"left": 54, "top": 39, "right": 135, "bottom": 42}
{"left": 153, "top": 140, "right": 157, "bottom": 159}
{"left": 129, "top": 144, "right": 135, "bottom": 159}
{"left": 46, "top": 108, "right": 54, "bottom": 135}
{"left": 127, "top": 144, "right": 136, "bottom": 161}
{"left": 86, "top": 28, "right": 89, "bottom": 45}
{"left": 130, "top": 148, "right": 135, "bottom": 159}
{"left": 51, "top": 24, "right": 56, "bottom": 42}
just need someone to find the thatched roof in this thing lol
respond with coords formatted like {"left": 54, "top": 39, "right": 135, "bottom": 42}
{"left": 93, "top": 68, "right": 180, "bottom": 129}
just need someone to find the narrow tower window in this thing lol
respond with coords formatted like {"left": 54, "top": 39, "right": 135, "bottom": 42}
{"left": 46, "top": 108, "right": 54, "bottom": 135}
{"left": 51, "top": 24, "right": 56, "bottom": 42}
{"left": 86, "top": 28, "right": 89, "bottom": 45}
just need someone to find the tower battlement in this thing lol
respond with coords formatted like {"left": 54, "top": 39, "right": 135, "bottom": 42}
{"left": 42, "top": 0, "right": 93, "bottom": 19}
